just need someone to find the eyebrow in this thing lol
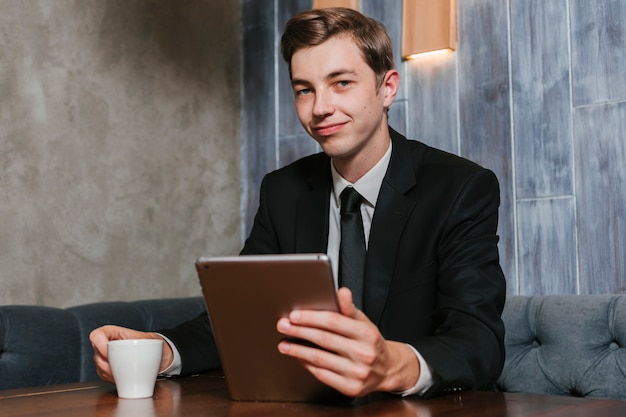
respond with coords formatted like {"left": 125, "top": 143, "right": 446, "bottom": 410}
{"left": 291, "top": 68, "right": 359, "bottom": 86}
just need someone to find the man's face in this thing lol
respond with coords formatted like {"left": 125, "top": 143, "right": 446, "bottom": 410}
{"left": 290, "top": 35, "right": 397, "bottom": 169}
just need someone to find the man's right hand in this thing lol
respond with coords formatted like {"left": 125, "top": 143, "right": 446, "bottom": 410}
{"left": 89, "top": 325, "right": 173, "bottom": 383}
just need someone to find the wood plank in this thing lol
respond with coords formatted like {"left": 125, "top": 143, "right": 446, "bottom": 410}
{"left": 388, "top": 99, "right": 407, "bottom": 137}
{"left": 570, "top": 0, "right": 626, "bottom": 106}
{"left": 241, "top": 0, "right": 278, "bottom": 236}
{"left": 278, "top": 0, "right": 312, "bottom": 137}
{"left": 457, "top": 0, "right": 515, "bottom": 290}
{"left": 517, "top": 198, "right": 578, "bottom": 295}
{"left": 279, "top": 133, "right": 322, "bottom": 168}
{"left": 360, "top": 0, "right": 405, "bottom": 97}
{"left": 405, "top": 52, "right": 459, "bottom": 154}
{"left": 574, "top": 102, "right": 626, "bottom": 294}
{"left": 510, "top": 0, "right": 573, "bottom": 199}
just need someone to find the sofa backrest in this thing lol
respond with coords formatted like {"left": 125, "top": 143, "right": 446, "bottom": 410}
{"left": 497, "top": 295, "right": 626, "bottom": 399}
{"left": 0, "top": 306, "right": 82, "bottom": 388}
{"left": 0, "top": 297, "right": 206, "bottom": 390}
{"left": 3, "top": 295, "right": 626, "bottom": 398}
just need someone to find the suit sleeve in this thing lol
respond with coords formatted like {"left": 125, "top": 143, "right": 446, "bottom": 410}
{"left": 240, "top": 174, "right": 283, "bottom": 255}
{"left": 416, "top": 168, "right": 506, "bottom": 397}
{"left": 157, "top": 313, "right": 221, "bottom": 375}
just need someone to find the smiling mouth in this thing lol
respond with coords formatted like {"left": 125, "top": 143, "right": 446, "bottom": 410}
{"left": 313, "top": 122, "right": 346, "bottom": 136}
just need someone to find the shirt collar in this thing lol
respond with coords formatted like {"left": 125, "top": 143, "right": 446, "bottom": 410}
{"left": 331, "top": 141, "right": 392, "bottom": 208}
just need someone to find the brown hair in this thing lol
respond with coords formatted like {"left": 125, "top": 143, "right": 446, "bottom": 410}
{"left": 280, "top": 7, "right": 394, "bottom": 88}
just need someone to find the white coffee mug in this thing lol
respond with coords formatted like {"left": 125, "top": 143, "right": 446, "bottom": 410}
{"left": 108, "top": 339, "right": 163, "bottom": 399}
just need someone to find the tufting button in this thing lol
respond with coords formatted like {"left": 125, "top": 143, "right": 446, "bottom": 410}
{"left": 609, "top": 342, "right": 619, "bottom": 351}
{"left": 569, "top": 388, "right": 582, "bottom": 397}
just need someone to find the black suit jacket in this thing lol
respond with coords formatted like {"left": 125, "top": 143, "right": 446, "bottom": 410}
{"left": 161, "top": 128, "right": 506, "bottom": 397}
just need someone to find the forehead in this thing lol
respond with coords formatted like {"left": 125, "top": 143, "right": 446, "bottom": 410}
{"left": 290, "top": 35, "right": 373, "bottom": 82}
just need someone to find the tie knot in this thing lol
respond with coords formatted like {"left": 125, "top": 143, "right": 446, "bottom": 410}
{"left": 340, "top": 187, "right": 362, "bottom": 215}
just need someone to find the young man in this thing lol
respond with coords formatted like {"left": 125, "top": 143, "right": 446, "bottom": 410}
{"left": 91, "top": 8, "right": 506, "bottom": 398}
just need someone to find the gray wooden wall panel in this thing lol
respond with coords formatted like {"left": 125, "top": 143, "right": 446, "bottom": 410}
{"left": 279, "top": 133, "right": 320, "bottom": 168}
{"left": 360, "top": 0, "right": 405, "bottom": 99}
{"left": 406, "top": 55, "right": 459, "bottom": 155}
{"left": 240, "top": 0, "right": 626, "bottom": 295}
{"left": 240, "top": 0, "right": 278, "bottom": 238}
{"left": 574, "top": 102, "right": 626, "bottom": 293}
{"left": 570, "top": 0, "right": 626, "bottom": 106}
{"left": 388, "top": 99, "right": 408, "bottom": 137}
{"left": 517, "top": 198, "right": 578, "bottom": 295}
{"left": 510, "top": 0, "right": 573, "bottom": 199}
{"left": 278, "top": 0, "right": 312, "bottom": 138}
{"left": 456, "top": 0, "right": 515, "bottom": 289}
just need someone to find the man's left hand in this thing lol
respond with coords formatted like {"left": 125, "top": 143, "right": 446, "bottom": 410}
{"left": 276, "top": 287, "right": 420, "bottom": 397}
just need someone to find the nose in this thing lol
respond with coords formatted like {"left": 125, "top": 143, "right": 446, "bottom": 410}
{"left": 312, "top": 90, "right": 334, "bottom": 118}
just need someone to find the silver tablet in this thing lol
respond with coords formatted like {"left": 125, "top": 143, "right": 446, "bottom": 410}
{"left": 196, "top": 254, "right": 344, "bottom": 402}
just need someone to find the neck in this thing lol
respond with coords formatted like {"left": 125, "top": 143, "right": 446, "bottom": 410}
{"left": 333, "top": 135, "right": 391, "bottom": 183}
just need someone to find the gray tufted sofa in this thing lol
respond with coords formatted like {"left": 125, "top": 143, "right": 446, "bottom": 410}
{"left": 496, "top": 295, "right": 626, "bottom": 399}
{"left": 0, "top": 297, "right": 205, "bottom": 390}
{"left": 1, "top": 295, "right": 626, "bottom": 399}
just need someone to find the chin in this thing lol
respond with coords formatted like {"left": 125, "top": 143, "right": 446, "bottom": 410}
{"left": 318, "top": 144, "right": 343, "bottom": 158}
{"left": 316, "top": 137, "right": 344, "bottom": 154}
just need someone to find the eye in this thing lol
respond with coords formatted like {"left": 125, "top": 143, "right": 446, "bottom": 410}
{"left": 337, "top": 80, "right": 351, "bottom": 88}
{"left": 295, "top": 88, "right": 312, "bottom": 96}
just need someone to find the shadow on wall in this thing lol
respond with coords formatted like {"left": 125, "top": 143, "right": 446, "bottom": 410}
{"left": 95, "top": 0, "right": 238, "bottom": 88}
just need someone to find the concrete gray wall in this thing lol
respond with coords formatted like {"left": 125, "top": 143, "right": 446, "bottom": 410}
{"left": 241, "top": 0, "right": 626, "bottom": 295}
{"left": 0, "top": 0, "right": 241, "bottom": 307}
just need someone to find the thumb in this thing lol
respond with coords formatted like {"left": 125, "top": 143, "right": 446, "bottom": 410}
{"left": 337, "top": 287, "right": 361, "bottom": 318}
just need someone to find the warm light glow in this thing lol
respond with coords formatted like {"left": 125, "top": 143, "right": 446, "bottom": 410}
{"left": 312, "top": 0, "right": 359, "bottom": 10}
{"left": 405, "top": 49, "right": 453, "bottom": 61}
{"left": 402, "top": 0, "right": 457, "bottom": 59}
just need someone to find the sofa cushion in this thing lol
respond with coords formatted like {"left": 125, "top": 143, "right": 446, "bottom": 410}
{"left": 0, "top": 297, "right": 206, "bottom": 389}
{"left": 0, "top": 306, "right": 81, "bottom": 389}
{"left": 497, "top": 295, "right": 626, "bottom": 399}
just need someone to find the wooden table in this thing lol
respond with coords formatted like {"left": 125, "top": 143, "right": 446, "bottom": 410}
{"left": 1, "top": 373, "right": 625, "bottom": 417}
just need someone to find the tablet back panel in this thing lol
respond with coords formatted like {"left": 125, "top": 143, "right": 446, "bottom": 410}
{"left": 196, "top": 254, "right": 343, "bottom": 402}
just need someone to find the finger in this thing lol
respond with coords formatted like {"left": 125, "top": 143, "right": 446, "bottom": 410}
{"left": 282, "top": 309, "right": 370, "bottom": 342}
{"left": 337, "top": 287, "right": 356, "bottom": 317}
{"left": 89, "top": 327, "right": 115, "bottom": 358}
{"left": 89, "top": 325, "right": 133, "bottom": 357}
{"left": 93, "top": 352, "right": 115, "bottom": 383}
{"left": 283, "top": 344, "right": 370, "bottom": 397}
{"left": 277, "top": 338, "right": 351, "bottom": 373}
{"left": 300, "top": 362, "right": 365, "bottom": 397}
{"left": 337, "top": 287, "right": 369, "bottom": 321}
{"left": 277, "top": 316, "right": 366, "bottom": 362}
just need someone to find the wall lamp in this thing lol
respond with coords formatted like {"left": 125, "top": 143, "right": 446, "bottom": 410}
{"left": 402, "top": 0, "right": 457, "bottom": 60}
{"left": 311, "top": 0, "right": 456, "bottom": 60}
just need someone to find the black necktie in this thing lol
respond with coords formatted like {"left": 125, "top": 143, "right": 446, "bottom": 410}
{"left": 339, "top": 187, "right": 366, "bottom": 309}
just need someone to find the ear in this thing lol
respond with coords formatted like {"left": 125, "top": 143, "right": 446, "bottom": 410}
{"left": 381, "top": 69, "right": 400, "bottom": 109}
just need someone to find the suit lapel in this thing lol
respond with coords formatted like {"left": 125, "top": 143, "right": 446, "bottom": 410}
{"left": 364, "top": 129, "right": 417, "bottom": 324}
{"left": 295, "top": 157, "right": 331, "bottom": 253}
